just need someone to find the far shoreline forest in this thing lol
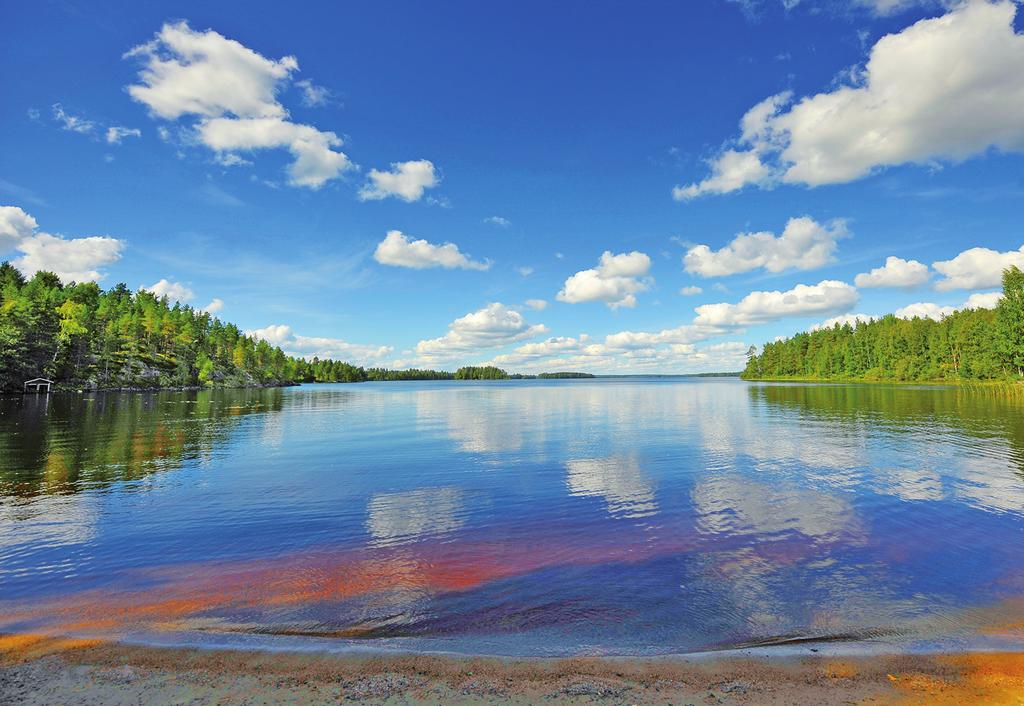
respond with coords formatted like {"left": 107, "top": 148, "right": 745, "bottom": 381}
{"left": 743, "top": 267, "right": 1024, "bottom": 385}
{"left": 0, "top": 263, "right": 594, "bottom": 393}
{"left": 5, "top": 261, "right": 1023, "bottom": 394}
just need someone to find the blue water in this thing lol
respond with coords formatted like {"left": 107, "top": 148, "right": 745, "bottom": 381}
{"left": 1, "top": 379, "right": 1023, "bottom": 656}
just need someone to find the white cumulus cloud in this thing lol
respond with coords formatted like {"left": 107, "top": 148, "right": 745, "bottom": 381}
{"left": 932, "top": 244, "right": 1024, "bottom": 291}
{"left": 125, "top": 21, "right": 353, "bottom": 188}
{"left": 142, "top": 278, "right": 195, "bottom": 303}
{"left": 487, "top": 325, "right": 739, "bottom": 374}
{"left": 677, "top": 1, "right": 1024, "bottom": 197}
{"left": 15, "top": 235, "right": 123, "bottom": 284}
{"left": 854, "top": 256, "right": 930, "bottom": 289}
{"left": 601, "top": 324, "right": 716, "bottom": 350}
{"left": 811, "top": 313, "right": 877, "bottom": 331}
{"left": 894, "top": 302, "right": 957, "bottom": 320}
{"left": 557, "top": 250, "right": 653, "bottom": 309}
{"left": 201, "top": 298, "right": 224, "bottom": 314}
{"left": 373, "top": 230, "right": 490, "bottom": 271}
{"left": 683, "top": 216, "right": 847, "bottom": 277}
{"left": 0, "top": 206, "right": 123, "bottom": 283}
{"left": 414, "top": 303, "right": 548, "bottom": 361}
{"left": 197, "top": 117, "right": 351, "bottom": 189}
{"left": 490, "top": 335, "right": 590, "bottom": 365}
{"left": 0, "top": 205, "right": 37, "bottom": 250}
{"left": 358, "top": 160, "right": 439, "bottom": 202}
{"left": 694, "top": 280, "right": 859, "bottom": 327}
{"left": 963, "top": 291, "right": 1003, "bottom": 309}
{"left": 895, "top": 291, "right": 1005, "bottom": 320}
{"left": 246, "top": 324, "right": 292, "bottom": 345}
{"left": 673, "top": 149, "right": 770, "bottom": 201}
{"left": 246, "top": 324, "right": 392, "bottom": 363}
{"left": 125, "top": 21, "right": 295, "bottom": 120}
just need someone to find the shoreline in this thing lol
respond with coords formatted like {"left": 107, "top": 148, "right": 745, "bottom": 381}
{"left": 742, "top": 376, "right": 1024, "bottom": 388}
{"left": 3, "top": 381, "right": 299, "bottom": 396}
{"left": 4, "top": 375, "right": 721, "bottom": 396}
{"left": 2, "top": 636, "right": 1023, "bottom": 704}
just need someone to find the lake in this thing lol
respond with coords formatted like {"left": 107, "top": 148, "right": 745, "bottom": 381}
{"left": 1, "top": 379, "right": 1023, "bottom": 657}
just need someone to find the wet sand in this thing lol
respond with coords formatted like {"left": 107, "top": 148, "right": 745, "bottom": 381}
{"left": 2, "top": 635, "right": 1023, "bottom": 704}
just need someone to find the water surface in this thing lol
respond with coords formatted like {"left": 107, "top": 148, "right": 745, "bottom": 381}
{"left": 1, "top": 379, "right": 1023, "bottom": 656}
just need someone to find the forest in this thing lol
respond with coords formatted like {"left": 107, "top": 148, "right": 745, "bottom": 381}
{"left": 0, "top": 263, "right": 543, "bottom": 392}
{"left": 742, "top": 266, "right": 1024, "bottom": 383}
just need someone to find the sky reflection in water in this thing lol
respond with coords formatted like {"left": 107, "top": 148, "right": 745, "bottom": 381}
{"left": 0, "top": 379, "right": 1022, "bottom": 656}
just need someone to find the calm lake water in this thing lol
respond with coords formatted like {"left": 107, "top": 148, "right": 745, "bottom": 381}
{"left": 1, "top": 379, "right": 1023, "bottom": 657}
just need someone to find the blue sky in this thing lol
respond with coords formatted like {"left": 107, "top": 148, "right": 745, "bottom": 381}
{"left": 2, "top": 0, "right": 1023, "bottom": 373}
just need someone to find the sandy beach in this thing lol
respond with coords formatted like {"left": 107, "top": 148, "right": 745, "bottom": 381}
{"left": 1, "top": 635, "right": 1022, "bottom": 705}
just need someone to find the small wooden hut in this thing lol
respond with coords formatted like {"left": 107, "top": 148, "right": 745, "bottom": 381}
{"left": 23, "top": 377, "right": 54, "bottom": 393}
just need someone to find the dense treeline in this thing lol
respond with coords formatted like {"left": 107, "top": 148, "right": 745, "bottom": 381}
{"left": 454, "top": 366, "right": 509, "bottom": 380}
{"left": 743, "top": 267, "right": 1024, "bottom": 383}
{"left": 366, "top": 367, "right": 454, "bottom": 381}
{"left": 0, "top": 264, "right": 305, "bottom": 392}
{"left": 509, "top": 371, "right": 595, "bottom": 379}
{"left": 0, "top": 264, "right": 466, "bottom": 391}
{"left": 0, "top": 264, "right": 586, "bottom": 392}
{"left": 302, "top": 366, "right": 520, "bottom": 382}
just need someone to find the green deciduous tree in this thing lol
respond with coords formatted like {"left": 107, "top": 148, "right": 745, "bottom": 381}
{"left": 996, "top": 265, "right": 1024, "bottom": 377}
{"left": 744, "top": 271, "right": 1024, "bottom": 383}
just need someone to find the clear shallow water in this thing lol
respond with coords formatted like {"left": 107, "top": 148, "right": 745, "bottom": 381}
{"left": 1, "top": 379, "right": 1023, "bottom": 657}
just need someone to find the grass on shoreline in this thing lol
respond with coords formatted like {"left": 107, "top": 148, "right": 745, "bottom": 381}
{"left": 742, "top": 376, "right": 1024, "bottom": 395}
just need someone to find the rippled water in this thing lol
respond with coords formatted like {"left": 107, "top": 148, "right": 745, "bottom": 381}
{"left": 1, "top": 379, "right": 1023, "bottom": 656}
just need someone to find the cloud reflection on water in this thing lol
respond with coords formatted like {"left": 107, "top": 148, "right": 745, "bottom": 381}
{"left": 0, "top": 495, "right": 97, "bottom": 554}
{"left": 874, "top": 467, "right": 945, "bottom": 502}
{"left": 565, "top": 456, "right": 658, "bottom": 519}
{"left": 366, "top": 487, "right": 466, "bottom": 546}
{"left": 691, "top": 474, "right": 860, "bottom": 543}
{"left": 955, "top": 454, "right": 1024, "bottom": 515}
{"left": 415, "top": 389, "right": 527, "bottom": 453}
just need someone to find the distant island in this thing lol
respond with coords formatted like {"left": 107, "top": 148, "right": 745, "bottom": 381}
{"left": 330, "top": 366, "right": 594, "bottom": 382}
{"left": 525, "top": 371, "right": 596, "bottom": 379}
{"left": 595, "top": 372, "right": 741, "bottom": 378}
{"left": 0, "top": 263, "right": 594, "bottom": 393}
{"left": 742, "top": 266, "right": 1024, "bottom": 385}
